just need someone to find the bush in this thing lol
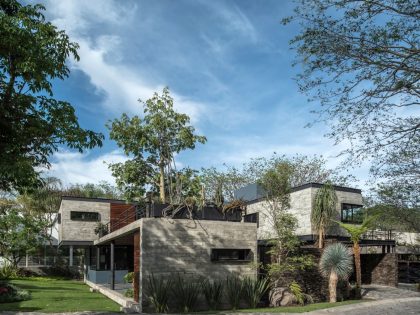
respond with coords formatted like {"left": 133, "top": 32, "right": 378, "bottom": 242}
{"left": 124, "top": 288, "right": 134, "bottom": 298}
{"left": 201, "top": 279, "right": 224, "bottom": 310}
{"left": 289, "top": 281, "right": 304, "bottom": 305}
{"left": 0, "top": 262, "right": 18, "bottom": 280}
{"left": 124, "top": 272, "right": 134, "bottom": 283}
{"left": 243, "top": 277, "right": 270, "bottom": 308}
{"left": 0, "top": 282, "right": 31, "bottom": 303}
{"left": 172, "top": 274, "right": 202, "bottom": 313}
{"left": 145, "top": 274, "right": 172, "bottom": 313}
{"left": 225, "top": 275, "right": 243, "bottom": 310}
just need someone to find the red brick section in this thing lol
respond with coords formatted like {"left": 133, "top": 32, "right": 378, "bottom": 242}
{"left": 133, "top": 231, "right": 140, "bottom": 303}
{"left": 110, "top": 203, "right": 136, "bottom": 231}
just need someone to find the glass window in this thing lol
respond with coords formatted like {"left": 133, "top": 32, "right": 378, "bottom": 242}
{"left": 210, "top": 248, "right": 251, "bottom": 262}
{"left": 70, "top": 211, "right": 100, "bottom": 222}
{"left": 341, "top": 204, "right": 364, "bottom": 223}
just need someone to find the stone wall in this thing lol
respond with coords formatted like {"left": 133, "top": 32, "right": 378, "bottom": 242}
{"left": 59, "top": 199, "right": 110, "bottom": 243}
{"left": 246, "top": 187, "right": 363, "bottom": 239}
{"left": 139, "top": 218, "right": 257, "bottom": 309}
{"left": 360, "top": 253, "right": 398, "bottom": 286}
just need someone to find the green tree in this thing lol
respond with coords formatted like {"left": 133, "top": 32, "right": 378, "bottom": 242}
{"left": 336, "top": 215, "right": 377, "bottom": 296}
{"left": 285, "top": 0, "right": 419, "bottom": 185}
{"left": 0, "top": 199, "right": 49, "bottom": 267}
{"left": 64, "top": 181, "right": 123, "bottom": 200}
{"left": 0, "top": 0, "right": 103, "bottom": 193}
{"left": 312, "top": 181, "right": 338, "bottom": 248}
{"left": 319, "top": 243, "right": 353, "bottom": 303}
{"left": 108, "top": 88, "right": 206, "bottom": 201}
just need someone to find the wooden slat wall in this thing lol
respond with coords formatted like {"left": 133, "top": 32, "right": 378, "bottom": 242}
{"left": 110, "top": 203, "right": 136, "bottom": 231}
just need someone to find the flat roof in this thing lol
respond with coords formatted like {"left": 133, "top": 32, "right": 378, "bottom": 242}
{"left": 61, "top": 196, "right": 137, "bottom": 205}
{"left": 291, "top": 183, "right": 361, "bottom": 194}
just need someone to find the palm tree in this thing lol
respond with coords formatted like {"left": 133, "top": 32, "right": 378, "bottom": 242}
{"left": 312, "top": 181, "right": 338, "bottom": 248}
{"left": 319, "top": 243, "right": 353, "bottom": 303}
{"left": 336, "top": 215, "right": 377, "bottom": 296}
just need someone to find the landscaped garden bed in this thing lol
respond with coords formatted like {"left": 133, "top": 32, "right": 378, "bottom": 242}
{"left": 0, "top": 277, "right": 120, "bottom": 313}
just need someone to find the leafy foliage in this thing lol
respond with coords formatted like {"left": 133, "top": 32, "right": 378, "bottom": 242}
{"left": 107, "top": 87, "right": 206, "bottom": 201}
{"left": 336, "top": 215, "right": 378, "bottom": 244}
{"left": 319, "top": 243, "right": 353, "bottom": 280}
{"left": 243, "top": 277, "right": 270, "bottom": 308}
{"left": 171, "top": 274, "right": 201, "bottom": 313}
{"left": 225, "top": 275, "right": 243, "bottom": 310}
{"left": 0, "top": 0, "right": 103, "bottom": 193}
{"left": 285, "top": 0, "right": 419, "bottom": 186}
{"left": 312, "top": 181, "right": 338, "bottom": 248}
{"left": 145, "top": 273, "right": 172, "bottom": 313}
{"left": 0, "top": 262, "right": 18, "bottom": 280}
{"left": 0, "top": 282, "right": 30, "bottom": 303}
{"left": 201, "top": 279, "right": 224, "bottom": 310}
{"left": 289, "top": 281, "right": 304, "bottom": 306}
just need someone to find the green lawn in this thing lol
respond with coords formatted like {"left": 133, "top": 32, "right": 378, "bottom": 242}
{"left": 0, "top": 277, "right": 121, "bottom": 313}
{"left": 235, "top": 299, "right": 366, "bottom": 313}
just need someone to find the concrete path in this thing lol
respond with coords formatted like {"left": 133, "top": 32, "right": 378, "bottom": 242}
{"left": 362, "top": 284, "right": 420, "bottom": 300}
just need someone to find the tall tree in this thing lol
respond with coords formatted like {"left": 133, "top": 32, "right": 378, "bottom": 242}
{"left": 312, "top": 181, "right": 338, "bottom": 248}
{"left": 0, "top": 1, "right": 103, "bottom": 193}
{"left": 336, "top": 215, "right": 378, "bottom": 296}
{"left": 285, "top": 0, "right": 419, "bottom": 184}
{"left": 108, "top": 88, "right": 206, "bottom": 201}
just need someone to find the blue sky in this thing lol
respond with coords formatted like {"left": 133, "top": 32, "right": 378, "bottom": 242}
{"left": 38, "top": 0, "right": 368, "bottom": 188}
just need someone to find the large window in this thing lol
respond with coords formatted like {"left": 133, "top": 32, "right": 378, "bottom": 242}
{"left": 210, "top": 248, "right": 251, "bottom": 262}
{"left": 341, "top": 204, "right": 364, "bottom": 223}
{"left": 70, "top": 211, "right": 100, "bottom": 222}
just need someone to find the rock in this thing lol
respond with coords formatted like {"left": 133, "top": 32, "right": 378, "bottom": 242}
{"left": 280, "top": 292, "right": 297, "bottom": 306}
{"left": 269, "top": 287, "right": 297, "bottom": 307}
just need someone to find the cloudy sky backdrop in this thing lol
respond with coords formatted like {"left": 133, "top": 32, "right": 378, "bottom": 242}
{"left": 34, "top": 0, "right": 369, "bottom": 189}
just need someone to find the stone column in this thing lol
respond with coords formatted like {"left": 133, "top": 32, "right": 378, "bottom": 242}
{"left": 133, "top": 231, "right": 140, "bottom": 303}
{"left": 110, "top": 241, "right": 115, "bottom": 290}
{"left": 69, "top": 245, "right": 73, "bottom": 267}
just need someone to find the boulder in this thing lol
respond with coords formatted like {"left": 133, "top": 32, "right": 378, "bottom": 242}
{"left": 269, "top": 287, "right": 297, "bottom": 307}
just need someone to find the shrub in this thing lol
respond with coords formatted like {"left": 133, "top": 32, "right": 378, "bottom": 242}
{"left": 124, "top": 288, "right": 134, "bottom": 298}
{"left": 225, "top": 275, "right": 243, "bottom": 310}
{"left": 0, "top": 282, "right": 30, "bottom": 303}
{"left": 145, "top": 274, "right": 172, "bottom": 313}
{"left": 0, "top": 262, "right": 18, "bottom": 280}
{"left": 243, "top": 276, "right": 270, "bottom": 308}
{"left": 201, "top": 279, "right": 224, "bottom": 310}
{"left": 289, "top": 281, "right": 304, "bottom": 305}
{"left": 172, "top": 274, "right": 202, "bottom": 313}
{"left": 124, "top": 272, "right": 134, "bottom": 283}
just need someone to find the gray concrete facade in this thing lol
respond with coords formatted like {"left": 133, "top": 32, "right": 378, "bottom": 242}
{"left": 246, "top": 185, "right": 363, "bottom": 239}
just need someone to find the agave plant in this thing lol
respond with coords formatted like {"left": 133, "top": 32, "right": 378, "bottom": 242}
{"left": 172, "top": 274, "right": 202, "bottom": 313}
{"left": 145, "top": 273, "right": 172, "bottom": 313}
{"left": 242, "top": 277, "right": 270, "bottom": 308}
{"left": 201, "top": 279, "right": 224, "bottom": 310}
{"left": 225, "top": 275, "right": 243, "bottom": 310}
{"left": 319, "top": 243, "right": 353, "bottom": 303}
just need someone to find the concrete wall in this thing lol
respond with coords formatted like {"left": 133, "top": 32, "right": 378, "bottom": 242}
{"left": 246, "top": 187, "right": 363, "bottom": 239}
{"left": 360, "top": 253, "right": 398, "bottom": 287}
{"left": 139, "top": 218, "right": 257, "bottom": 306}
{"left": 59, "top": 199, "right": 110, "bottom": 243}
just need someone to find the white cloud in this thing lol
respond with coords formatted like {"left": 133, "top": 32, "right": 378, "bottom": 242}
{"left": 46, "top": 150, "right": 128, "bottom": 185}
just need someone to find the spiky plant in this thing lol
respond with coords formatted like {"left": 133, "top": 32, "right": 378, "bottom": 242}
{"left": 145, "top": 274, "right": 172, "bottom": 313}
{"left": 225, "top": 275, "right": 243, "bottom": 310}
{"left": 319, "top": 243, "right": 353, "bottom": 303}
{"left": 201, "top": 279, "right": 224, "bottom": 310}
{"left": 335, "top": 215, "right": 378, "bottom": 297}
{"left": 243, "top": 277, "right": 270, "bottom": 308}
{"left": 172, "top": 274, "right": 202, "bottom": 313}
{"left": 312, "top": 181, "right": 338, "bottom": 248}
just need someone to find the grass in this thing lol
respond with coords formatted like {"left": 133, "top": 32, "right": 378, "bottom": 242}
{"left": 0, "top": 277, "right": 121, "bottom": 313}
{"left": 234, "top": 299, "right": 366, "bottom": 313}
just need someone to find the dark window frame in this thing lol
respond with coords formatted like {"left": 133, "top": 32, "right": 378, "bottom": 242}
{"left": 341, "top": 204, "right": 364, "bottom": 223}
{"left": 210, "top": 248, "right": 252, "bottom": 262}
{"left": 70, "top": 211, "right": 100, "bottom": 222}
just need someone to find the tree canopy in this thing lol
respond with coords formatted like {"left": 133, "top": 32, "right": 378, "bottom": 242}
{"left": 0, "top": 0, "right": 103, "bottom": 193}
{"left": 107, "top": 88, "right": 206, "bottom": 201}
{"left": 285, "top": 0, "right": 419, "bottom": 184}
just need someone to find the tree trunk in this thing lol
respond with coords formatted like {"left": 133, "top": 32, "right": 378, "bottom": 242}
{"left": 329, "top": 271, "right": 338, "bottom": 303}
{"left": 159, "top": 162, "right": 165, "bottom": 203}
{"left": 318, "top": 227, "right": 324, "bottom": 249}
{"left": 354, "top": 242, "right": 362, "bottom": 297}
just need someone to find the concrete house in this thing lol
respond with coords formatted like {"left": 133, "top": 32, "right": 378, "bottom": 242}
{"left": 57, "top": 196, "right": 258, "bottom": 312}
